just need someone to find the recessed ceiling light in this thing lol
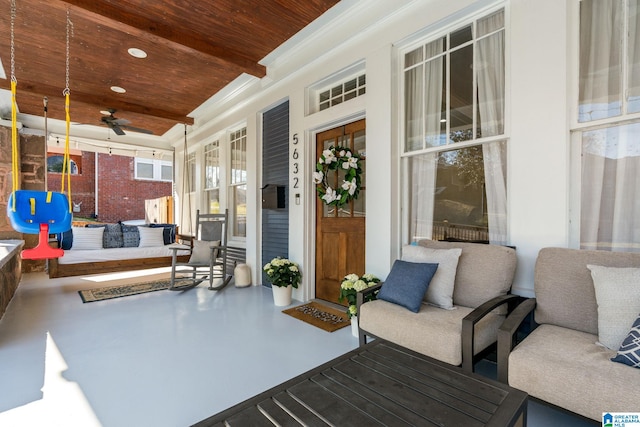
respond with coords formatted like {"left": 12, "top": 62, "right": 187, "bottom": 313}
{"left": 128, "top": 48, "right": 147, "bottom": 59}
{"left": 110, "top": 86, "right": 126, "bottom": 94}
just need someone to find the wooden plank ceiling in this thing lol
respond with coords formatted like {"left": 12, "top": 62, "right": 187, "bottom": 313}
{"left": 0, "top": 0, "right": 340, "bottom": 136}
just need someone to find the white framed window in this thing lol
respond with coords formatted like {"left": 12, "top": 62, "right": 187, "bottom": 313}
{"left": 571, "top": 0, "right": 640, "bottom": 252}
{"left": 135, "top": 157, "right": 172, "bottom": 182}
{"left": 229, "top": 127, "right": 247, "bottom": 238}
{"left": 204, "top": 140, "right": 221, "bottom": 214}
{"left": 401, "top": 8, "right": 507, "bottom": 244}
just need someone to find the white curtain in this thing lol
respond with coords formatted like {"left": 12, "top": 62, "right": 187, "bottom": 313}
{"left": 405, "top": 63, "right": 424, "bottom": 152}
{"left": 477, "top": 12, "right": 507, "bottom": 244}
{"left": 628, "top": 0, "right": 640, "bottom": 112}
{"left": 579, "top": 1, "right": 640, "bottom": 252}
{"left": 410, "top": 153, "right": 437, "bottom": 241}
{"left": 424, "top": 40, "right": 444, "bottom": 148}
{"left": 408, "top": 39, "right": 444, "bottom": 240}
{"left": 581, "top": 124, "right": 640, "bottom": 251}
{"left": 579, "top": 0, "right": 622, "bottom": 121}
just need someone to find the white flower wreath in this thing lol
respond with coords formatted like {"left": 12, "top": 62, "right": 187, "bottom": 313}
{"left": 313, "top": 146, "right": 362, "bottom": 207}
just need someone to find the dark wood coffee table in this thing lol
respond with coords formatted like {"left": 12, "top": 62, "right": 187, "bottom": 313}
{"left": 194, "top": 340, "right": 527, "bottom": 426}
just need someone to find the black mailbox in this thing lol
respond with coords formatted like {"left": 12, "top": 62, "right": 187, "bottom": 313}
{"left": 262, "top": 184, "right": 286, "bottom": 209}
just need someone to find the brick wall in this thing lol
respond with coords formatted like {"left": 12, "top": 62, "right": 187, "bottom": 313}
{"left": 0, "top": 127, "right": 47, "bottom": 272}
{"left": 48, "top": 152, "right": 172, "bottom": 223}
{"left": 48, "top": 150, "right": 96, "bottom": 219}
{"left": 96, "top": 154, "right": 172, "bottom": 223}
{"left": 0, "top": 126, "right": 16, "bottom": 236}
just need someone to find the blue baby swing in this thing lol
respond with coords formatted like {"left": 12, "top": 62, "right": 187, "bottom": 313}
{"left": 6, "top": 1, "right": 73, "bottom": 260}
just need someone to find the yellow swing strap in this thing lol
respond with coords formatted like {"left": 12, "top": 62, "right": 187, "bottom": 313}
{"left": 30, "top": 193, "right": 52, "bottom": 215}
{"left": 60, "top": 9, "right": 73, "bottom": 214}
{"left": 10, "top": 78, "right": 18, "bottom": 212}
{"left": 60, "top": 90, "right": 72, "bottom": 213}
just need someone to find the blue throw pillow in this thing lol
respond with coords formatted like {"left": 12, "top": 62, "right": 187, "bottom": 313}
{"left": 377, "top": 260, "right": 439, "bottom": 313}
{"left": 57, "top": 229, "right": 73, "bottom": 250}
{"left": 611, "top": 314, "right": 640, "bottom": 369}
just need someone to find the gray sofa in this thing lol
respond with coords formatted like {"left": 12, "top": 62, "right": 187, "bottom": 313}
{"left": 357, "top": 239, "right": 520, "bottom": 372}
{"left": 498, "top": 247, "right": 640, "bottom": 421}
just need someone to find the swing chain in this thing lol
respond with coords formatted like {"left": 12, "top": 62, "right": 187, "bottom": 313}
{"left": 63, "top": 9, "right": 74, "bottom": 96}
{"left": 10, "top": 0, "right": 16, "bottom": 83}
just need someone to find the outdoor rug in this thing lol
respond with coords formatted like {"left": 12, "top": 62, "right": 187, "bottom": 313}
{"left": 78, "top": 279, "right": 193, "bottom": 303}
{"left": 282, "top": 301, "right": 350, "bottom": 332}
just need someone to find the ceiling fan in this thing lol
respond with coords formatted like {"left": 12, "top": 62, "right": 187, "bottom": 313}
{"left": 100, "top": 109, "right": 153, "bottom": 135}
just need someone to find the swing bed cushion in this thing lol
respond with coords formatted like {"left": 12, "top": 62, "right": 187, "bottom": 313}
{"left": 48, "top": 223, "right": 189, "bottom": 278}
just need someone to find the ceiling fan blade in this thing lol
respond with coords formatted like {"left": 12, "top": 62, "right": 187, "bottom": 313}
{"left": 99, "top": 112, "right": 151, "bottom": 135}
{"left": 107, "top": 121, "right": 126, "bottom": 135}
{"left": 120, "top": 125, "right": 154, "bottom": 135}
{"left": 112, "top": 118, "right": 131, "bottom": 126}
{"left": 101, "top": 115, "right": 126, "bottom": 135}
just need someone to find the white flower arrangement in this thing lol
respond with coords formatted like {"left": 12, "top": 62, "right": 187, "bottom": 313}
{"left": 263, "top": 256, "right": 302, "bottom": 288}
{"left": 314, "top": 146, "right": 362, "bottom": 208}
{"left": 338, "top": 273, "right": 381, "bottom": 319}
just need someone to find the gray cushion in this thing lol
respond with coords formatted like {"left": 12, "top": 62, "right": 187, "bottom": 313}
{"left": 508, "top": 324, "right": 640, "bottom": 421}
{"left": 612, "top": 314, "right": 640, "bottom": 368}
{"left": 188, "top": 240, "right": 220, "bottom": 265}
{"left": 359, "top": 300, "right": 503, "bottom": 366}
{"left": 588, "top": 265, "right": 640, "bottom": 350}
{"left": 103, "top": 223, "right": 123, "bottom": 248}
{"left": 87, "top": 223, "right": 123, "bottom": 249}
{"left": 534, "top": 248, "right": 640, "bottom": 335}
{"left": 120, "top": 224, "right": 140, "bottom": 247}
{"left": 401, "top": 245, "right": 462, "bottom": 309}
{"left": 417, "top": 240, "right": 516, "bottom": 309}
{"left": 377, "top": 260, "right": 438, "bottom": 313}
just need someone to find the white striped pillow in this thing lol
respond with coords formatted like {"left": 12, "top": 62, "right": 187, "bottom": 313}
{"left": 138, "top": 226, "right": 166, "bottom": 247}
{"left": 70, "top": 227, "right": 104, "bottom": 250}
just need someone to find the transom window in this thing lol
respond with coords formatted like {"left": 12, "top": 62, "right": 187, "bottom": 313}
{"left": 402, "top": 9, "right": 507, "bottom": 244}
{"left": 307, "top": 61, "right": 366, "bottom": 115}
{"left": 318, "top": 74, "right": 366, "bottom": 111}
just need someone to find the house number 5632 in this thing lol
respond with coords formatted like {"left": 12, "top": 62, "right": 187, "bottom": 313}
{"left": 292, "top": 133, "right": 299, "bottom": 189}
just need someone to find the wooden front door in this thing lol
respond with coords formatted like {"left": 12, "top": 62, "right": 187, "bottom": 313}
{"left": 315, "top": 119, "right": 366, "bottom": 305}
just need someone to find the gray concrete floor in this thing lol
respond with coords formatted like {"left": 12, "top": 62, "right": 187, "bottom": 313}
{"left": 0, "top": 268, "right": 596, "bottom": 426}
